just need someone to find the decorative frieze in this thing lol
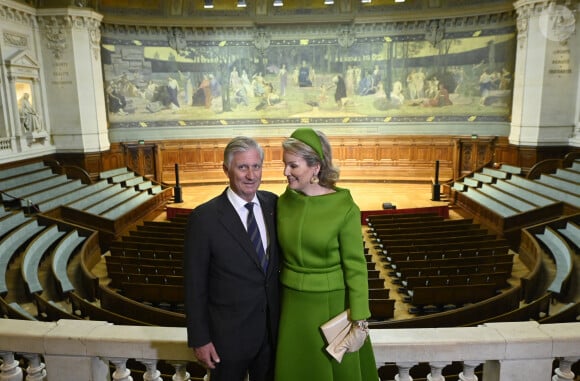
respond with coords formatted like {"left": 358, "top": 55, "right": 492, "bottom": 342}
{"left": 3, "top": 32, "right": 28, "bottom": 48}
{"left": 0, "top": 2, "right": 35, "bottom": 27}
{"left": 102, "top": 9, "right": 515, "bottom": 42}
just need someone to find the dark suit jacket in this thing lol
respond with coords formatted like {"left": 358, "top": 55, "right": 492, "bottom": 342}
{"left": 184, "top": 188, "right": 280, "bottom": 361}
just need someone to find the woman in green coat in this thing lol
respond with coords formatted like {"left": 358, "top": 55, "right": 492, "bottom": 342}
{"left": 275, "top": 127, "right": 377, "bottom": 381}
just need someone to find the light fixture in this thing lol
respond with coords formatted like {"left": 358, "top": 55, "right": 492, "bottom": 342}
{"left": 361, "top": 0, "right": 371, "bottom": 3}
{"left": 273, "top": 0, "right": 283, "bottom": 6}
{"left": 204, "top": 0, "right": 214, "bottom": 8}
{"left": 395, "top": 0, "right": 405, "bottom": 2}
{"left": 324, "top": 0, "right": 334, "bottom": 4}
{"left": 237, "top": 0, "right": 247, "bottom": 7}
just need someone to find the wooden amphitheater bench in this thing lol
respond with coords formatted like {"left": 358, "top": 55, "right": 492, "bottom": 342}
{"left": 467, "top": 292, "right": 552, "bottom": 326}
{"left": 402, "top": 272, "right": 510, "bottom": 290}
{"left": 539, "top": 300, "right": 580, "bottom": 324}
{"left": 558, "top": 221, "right": 579, "bottom": 249}
{"left": 119, "top": 282, "right": 185, "bottom": 305}
{"left": 21, "top": 224, "right": 67, "bottom": 294}
{"left": 108, "top": 241, "right": 183, "bottom": 259}
{"left": 105, "top": 260, "right": 183, "bottom": 277}
{"left": 0, "top": 210, "right": 30, "bottom": 239}
{"left": 101, "top": 191, "right": 153, "bottom": 220}
{"left": 0, "top": 165, "right": 53, "bottom": 191}
{"left": 494, "top": 179, "right": 557, "bottom": 208}
{"left": 128, "top": 230, "right": 184, "bottom": 239}
{"left": 66, "top": 183, "right": 124, "bottom": 210}
{"left": 22, "top": 179, "right": 86, "bottom": 209}
{"left": 369, "top": 285, "right": 522, "bottom": 328}
{"left": 535, "top": 226, "right": 574, "bottom": 296}
{"left": 395, "top": 262, "right": 514, "bottom": 281}
{"left": 375, "top": 230, "right": 492, "bottom": 247}
{"left": 368, "top": 278, "right": 386, "bottom": 289}
{"left": 51, "top": 229, "right": 87, "bottom": 294}
{"left": 104, "top": 254, "right": 182, "bottom": 268}
{"left": 121, "top": 235, "right": 183, "bottom": 245}
{"left": 135, "top": 223, "right": 185, "bottom": 234}
{"left": 390, "top": 253, "right": 514, "bottom": 273}
{"left": 99, "top": 284, "right": 185, "bottom": 326}
{"left": 0, "top": 161, "right": 49, "bottom": 179}
{"left": 408, "top": 283, "right": 499, "bottom": 307}
{"left": 33, "top": 293, "right": 80, "bottom": 321}
{"left": 0, "top": 219, "right": 45, "bottom": 295}
{"left": 37, "top": 180, "right": 111, "bottom": 212}
{"left": 509, "top": 175, "right": 580, "bottom": 209}
{"left": 69, "top": 291, "right": 151, "bottom": 326}
{"left": 84, "top": 188, "right": 138, "bottom": 215}
{"left": 366, "top": 215, "right": 445, "bottom": 229}
{"left": 379, "top": 237, "right": 510, "bottom": 255}
{"left": 369, "top": 218, "right": 477, "bottom": 235}
{"left": 0, "top": 297, "right": 38, "bottom": 320}
{"left": 479, "top": 184, "right": 536, "bottom": 213}
{"left": 383, "top": 245, "right": 509, "bottom": 263}
{"left": 369, "top": 298, "right": 395, "bottom": 320}
{"left": 109, "top": 272, "right": 183, "bottom": 288}
{"left": 369, "top": 288, "right": 390, "bottom": 299}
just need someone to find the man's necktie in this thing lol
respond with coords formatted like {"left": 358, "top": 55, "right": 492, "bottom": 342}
{"left": 245, "top": 202, "right": 268, "bottom": 272}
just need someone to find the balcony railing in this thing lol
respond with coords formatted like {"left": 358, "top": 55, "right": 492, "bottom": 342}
{"left": 0, "top": 318, "right": 578, "bottom": 381}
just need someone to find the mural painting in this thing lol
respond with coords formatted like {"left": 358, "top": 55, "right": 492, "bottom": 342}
{"left": 102, "top": 24, "right": 516, "bottom": 129}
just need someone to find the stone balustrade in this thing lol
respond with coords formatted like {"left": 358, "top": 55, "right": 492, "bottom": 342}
{"left": 0, "top": 318, "right": 579, "bottom": 381}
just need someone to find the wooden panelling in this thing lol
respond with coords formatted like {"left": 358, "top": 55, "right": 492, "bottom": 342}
{"left": 151, "top": 135, "right": 463, "bottom": 184}
{"left": 3, "top": 136, "right": 560, "bottom": 188}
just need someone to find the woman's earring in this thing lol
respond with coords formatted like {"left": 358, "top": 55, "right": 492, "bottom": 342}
{"left": 310, "top": 175, "right": 319, "bottom": 184}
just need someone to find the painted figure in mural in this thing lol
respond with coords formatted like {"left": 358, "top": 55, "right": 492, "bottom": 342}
{"left": 198, "top": 75, "right": 212, "bottom": 109}
{"left": 333, "top": 74, "right": 347, "bottom": 109}
{"left": 179, "top": 71, "right": 193, "bottom": 106}
{"left": 19, "top": 92, "right": 43, "bottom": 132}
{"left": 390, "top": 81, "right": 405, "bottom": 106}
{"left": 298, "top": 61, "right": 313, "bottom": 87}
{"left": 209, "top": 74, "right": 222, "bottom": 98}
{"left": 230, "top": 66, "right": 241, "bottom": 93}
{"left": 478, "top": 68, "right": 493, "bottom": 106}
{"left": 345, "top": 65, "right": 355, "bottom": 96}
{"left": 240, "top": 69, "right": 253, "bottom": 99}
{"left": 414, "top": 68, "right": 426, "bottom": 99}
{"left": 278, "top": 64, "right": 288, "bottom": 97}
{"left": 106, "top": 83, "right": 128, "bottom": 116}
{"left": 358, "top": 70, "right": 376, "bottom": 96}
{"left": 167, "top": 75, "right": 180, "bottom": 109}
{"left": 424, "top": 83, "right": 453, "bottom": 107}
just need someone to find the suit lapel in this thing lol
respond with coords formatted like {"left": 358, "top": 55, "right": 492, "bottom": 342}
{"left": 257, "top": 192, "right": 276, "bottom": 275}
{"left": 216, "top": 190, "right": 265, "bottom": 272}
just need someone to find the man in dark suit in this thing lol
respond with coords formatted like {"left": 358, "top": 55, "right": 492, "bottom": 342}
{"left": 184, "top": 136, "right": 280, "bottom": 381}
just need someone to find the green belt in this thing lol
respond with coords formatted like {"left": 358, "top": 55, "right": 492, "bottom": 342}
{"left": 281, "top": 262, "right": 345, "bottom": 292}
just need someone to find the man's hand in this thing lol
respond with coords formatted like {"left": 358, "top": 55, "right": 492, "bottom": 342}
{"left": 194, "top": 342, "right": 221, "bottom": 369}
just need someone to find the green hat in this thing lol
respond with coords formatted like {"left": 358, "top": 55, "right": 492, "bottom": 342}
{"left": 290, "top": 127, "right": 324, "bottom": 160}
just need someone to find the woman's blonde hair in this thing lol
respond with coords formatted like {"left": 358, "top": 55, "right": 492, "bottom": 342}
{"left": 282, "top": 129, "right": 339, "bottom": 188}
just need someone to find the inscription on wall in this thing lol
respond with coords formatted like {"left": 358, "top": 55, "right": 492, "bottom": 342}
{"left": 51, "top": 61, "right": 73, "bottom": 86}
{"left": 548, "top": 46, "right": 572, "bottom": 75}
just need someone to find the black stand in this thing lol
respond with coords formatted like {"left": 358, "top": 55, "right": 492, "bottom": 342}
{"left": 173, "top": 163, "right": 183, "bottom": 203}
{"left": 432, "top": 160, "right": 441, "bottom": 201}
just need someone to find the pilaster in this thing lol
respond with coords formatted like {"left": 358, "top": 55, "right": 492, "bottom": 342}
{"left": 510, "top": 0, "right": 579, "bottom": 147}
{"left": 37, "top": 7, "right": 109, "bottom": 153}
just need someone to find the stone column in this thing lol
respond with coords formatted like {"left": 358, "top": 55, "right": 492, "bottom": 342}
{"left": 37, "top": 7, "right": 109, "bottom": 153}
{"left": 510, "top": 0, "right": 579, "bottom": 147}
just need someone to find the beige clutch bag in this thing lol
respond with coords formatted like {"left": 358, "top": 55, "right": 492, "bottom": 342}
{"left": 320, "top": 310, "right": 352, "bottom": 363}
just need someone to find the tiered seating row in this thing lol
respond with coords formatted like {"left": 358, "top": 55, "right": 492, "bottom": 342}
{"left": 102, "top": 219, "right": 186, "bottom": 310}
{"left": 367, "top": 212, "right": 514, "bottom": 312}
{"left": 364, "top": 245, "right": 395, "bottom": 320}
